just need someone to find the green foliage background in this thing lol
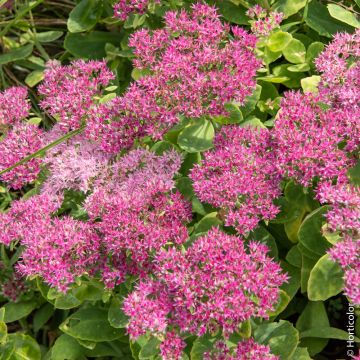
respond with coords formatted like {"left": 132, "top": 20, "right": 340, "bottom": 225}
{"left": 0, "top": 0, "right": 360, "bottom": 359}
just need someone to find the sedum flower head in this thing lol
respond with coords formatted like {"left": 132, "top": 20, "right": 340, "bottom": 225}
{"left": 204, "top": 338, "right": 279, "bottom": 360}
{"left": 191, "top": 126, "right": 281, "bottom": 234}
{"left": 126, "top": 3, "right": 260, "bottom": 138}
{"left": 0, "top": 124, "right": 44, "bottom": 189}
{"left": 113, "top": 0, "right": 160, "bottom": 21}
{"left": 38, "top": 60, "right": 114, "bottom": 131}
{"left": 124, "top": 228, "right": 287, "bottom": 341}
{"left": 0, "top": 87, "right": 30, "bottom": 127}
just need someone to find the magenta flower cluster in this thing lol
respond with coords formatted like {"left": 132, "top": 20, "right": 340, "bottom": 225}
{"left": 191, "top": 127, "right": 281, "bottom": 235}
{"left": 114, "top": 0, "right": 160, "bottom": 21}
{"left": 124, "top": 229, "right": 286, "bottom": 357}
{"left": 246, "top": 5, "right": 283, "bottom": 37}
{"left": 204, "top": 339, "right": 279, "bottom": 360}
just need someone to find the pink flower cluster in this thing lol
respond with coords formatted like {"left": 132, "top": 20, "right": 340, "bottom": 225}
{"left": 246, "top": 5, "right": 283, "bottom": 37}
{"left": 273, "top": 91, "right": 352, "bottom": 187}
{"left": 125, "top": 3, "right": 260, "bottom": 138}
{"left": 329, "top": 235, "right": 360, "bottom": 305}
{"left": 38, "top": 60, "right": 114, "bottom": 132}
{"left": 0, "top": 124, "right": 44, "bottom": 189}
{"left": 124, "top": 229, "right": 287, "bottom": 352}
{"left": 0, "top": 87, "right": 30, "bottom": 127}
{"left": 113, "top": 0, "right": 160, "bottom": 21}
{"left": 315, "top": 29, "right": 360, "bottom": 152}
{"left": 191, "top": 126, "right": 281, "bottom": 234}
{"left": 85, "top": 149, "right": 191, "bottom": 285}
{"left": 42, "top": 126, "right": 111, "bottom": 198}
{"left": 0, "top": 87, "right": 44, "bottom": 189}
{"left": 204, "top": 339, "right": 279, "bottom": 360}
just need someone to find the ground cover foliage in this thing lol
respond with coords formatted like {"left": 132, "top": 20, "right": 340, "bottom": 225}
{"left": 0, "top": 0, "right": 359, "bottom": 359}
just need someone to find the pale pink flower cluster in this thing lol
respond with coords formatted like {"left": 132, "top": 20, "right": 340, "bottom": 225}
{"left": 42, "top": 127, "right": 111, "bottom": 198}
{"left": 246, "top": 5, "right": 283, "bottom": 37}
{"left": 38, "top": 60, "right": 114, "bottom": 132}
{"left": 191, "top": 127, "right": 281, "bottom": 234}
{"left": 204, "top": 339, "right": 279, "bottom": 360}
{"left": 0, "top": 87, "right": 30, "bottom": 127}
{"left": 124, "top": 229, "right": 287, "bottom": 350}
{"left": 113, "top": 0, "right": 160, "bottom": 21}
{"left": 85, "top": 149, "right": 191, "bottom": 285}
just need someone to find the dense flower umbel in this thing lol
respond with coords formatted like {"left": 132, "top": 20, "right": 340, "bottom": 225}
{"left": 0, "top": 124, "right": 44, "bottom": 189}
{"left": 124, "top": 229, "right": 287, "bottom": 341}
{"left": 315, "top": 29, "right": 360, "bottom": 152}
{"left": 85, "top": 149, "right": 191, "bottom": 285}
{"left": 113, "top": 0, "right": 160, "bottom": 21}
{"left": 273, "top": 91, "right": 352, "bottom": 186}
{"left": 204, "top": 339, "right": 279, "bottom": 360}
{"left": 246, "top": 5, "right": 283, "bottom": 37}
{"left": 329, "top": 235, "right": 360, "bottom": 305}
{"left": 38, "top": 60, "right": 114, "bottom": 132}
{"left": 317, "top": 182, "right": 360, "bottom": 235}
{"left": 191, "top": 126, "right": 281, "bottom": 234}
{"left": 126, "top": 3, "right": 260, "bottom": 138}
{"left": 0, "top": 194, "right": 101, "bottom": 291}
{"left": 42, "top": 127, "right": 111, "bottom": 198}
{"left": 0, "top": 87, "right": 30, "bottom": 127}
{"left": 317, "top": 182, "right": 360, "bottom": 305}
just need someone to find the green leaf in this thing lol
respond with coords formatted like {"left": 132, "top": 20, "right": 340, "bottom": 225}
{"left": 178, "top": 119, "right": 214, "bottom": 153}
{"left": 249, "top": 226, "right": 278, "bottom": 260}
{"left": 139, "top": 337, "right": 161, "bottom": 359}
{"left": 271, "top": 0, "right": 307, "bottom": 18}
{"left": 33, "top": 303, "right": 54, "bottom": 333}
{"left": 282, "top": 39, "right": 306, "bottom": 64}
{"left": 327, "top": 4, "right": 360, "bottom": 28}
{"left": 108, "top": 297, "right": 128, "bottom": 329}
{"left": 254, "top": 320, "right": 299, "bottom": 359}
{"left": 216, "top": 0, "right": 248, "bottom": 25}
{"left": 64, "top": 32, "right": 123, "bottom": 59}
{"left": 257, "top": 75, "right": 290, "bottom": 83}
{"left": 0, "top": 44, "right": 33, "bottom": 65}
{"left": 281, "top": 261, "right": 301, "bottom": 300}
{"left": 36, "top": 31, "right": 63, "bottom": 43}
{"left": 301, "top": 76, "right": 321, "bottom": 94}
{"left": 54, "top": 292, "right": 82, "bottom": 310}
{"left": 193, "top": 212, "right": 222, "bottom": 237}
{"left": 5, "top": 334, "right": 41, "bottom": 360}
{"left": 213, "top": 103, "right": 243, "bottom": 124}
{"left": 267, "top": 31, "right": 292, "bottom": 52}
{"left": 67, "top": 0, "right": 103, "bottom": 33}
{"left": 237, "top": 319, "right": 251, "bottom": 339}
{"left": 298, "top": 206, "right": 331, "bottom": 257}
{"left": 25, "top": 70, "right": 44, "bottom": 87}
{"left": 347, "top": 160, "right": 360, "bottom": 185}
{"left": 306, "top": 42, "right": 324, "bottom": 67}
{"left": 296, "top": 302, "right": 329, "bottom": 356}
{"left": 268, "top": 290, "right": 290, "bottom": 317}
{"left": 3, "top": 300, "right": 37, "bottom": 323}
{"left": 290, "top": 347, "right": 312, "bottom": 359}
{"left": 240, "top": 84, "right": 262, "bottom": 117}
{"left": 305, "top": 0, "right": 354, "bottom": 37}
{"left": 190, "top": 334, "right": 216, "bottom": 360}
{"left": 307, "top": 254, "right": 344, "bottom": 301}
{"left": 288, "top": 63, "right": 310, "bottom": 72}
{"left": 51, "top": 334, "right": 85, "bottom": 360}
{"left": 286, "top": 246, "right": 302, "bottom": 268}
{"left": 300, "top": 327, "right": 360, "bottom": 342}
{"left": 60, "top": 307, "right": 126, "bottom": 342}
